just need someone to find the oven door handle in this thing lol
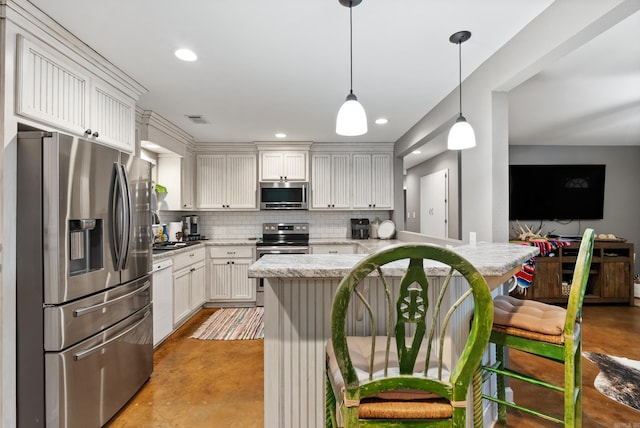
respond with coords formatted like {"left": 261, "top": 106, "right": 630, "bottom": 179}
{"left": 73, "top": 309, "right": 151, "bottom": 361}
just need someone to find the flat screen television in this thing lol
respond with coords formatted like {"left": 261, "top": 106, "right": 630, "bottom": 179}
{"left": 509, "top": 164, "right": 606, "bottom": 220}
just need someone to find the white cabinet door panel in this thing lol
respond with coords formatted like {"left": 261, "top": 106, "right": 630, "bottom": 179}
{"left": 197, "top": 154, "right": 226, "bottom": 208}
{"left": 17, "top": 35, "right": 89, "bottom": 135}
{"left": 352, "top": 154, "right": 372, "bottom": 209}
{"left": 283, "top": 152, "right": 308, "bottom": 181}
{"left": 311, "top": 153, "right": 351, "bottom": 209}
{"left": 371, "top": 154, "right": 392, "bottom": 209}
{"left": 90, "top": 82, "right": 136, "bottom": 151}
{"left": 173, "top": 269, "right": 191, "bottom": 325}
{"left": 209, "top": 259, "right": 233, "bottom": 300}
{"left": 230, "top": 259, "right": 255, "bottom": 300}
{"left": 227, "top": 154, "right": 257, "bottom": 208}
{"left": 190, "top": 262, "right": 206, "bottom": 310}
{"left": 260, "top": 151, "right": 308, "bottom": 181}
{"left": 311, "top": 155, "right": 332, "bottom": 208}
{"left": 332, "top": 154, "right": 351, "bottom": 208}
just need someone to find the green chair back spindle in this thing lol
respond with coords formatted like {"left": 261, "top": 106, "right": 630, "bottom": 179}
{"left": 326, "top": 243, "right": 493, "bottom": 428}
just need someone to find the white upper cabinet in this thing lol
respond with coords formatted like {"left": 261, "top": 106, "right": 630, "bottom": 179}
{"left": 311, "top": 153, "right": 351, "bottom": 209}
{"left": 181, "top": 150, "right": 195, "bottom": 210}
{"left": 16, "top": 35, "right": 136, "bottom": 152}
{"left": 352, "top": 153, "right": 393, "bottom": 209}
{"left": 156, "top": 151, "right": 195, "bottom": 211}
{"left": 196, "top": 153, "right": 257, "bottom": 209}
{"left": 260, "top": 151, "right": 308, "bottom": 181}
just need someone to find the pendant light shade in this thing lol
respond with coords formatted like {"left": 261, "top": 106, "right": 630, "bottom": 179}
{"left": 336, "top": 92, "right": 367, "bottom": 136}
{"left": 447, "top": 30, "right": 475, "bottom": 150}
{"left": 336, "top": 0, "right": 367, "bottom": 136}
{"left": 448, "top": 116, "right": 476, "bottom": 150}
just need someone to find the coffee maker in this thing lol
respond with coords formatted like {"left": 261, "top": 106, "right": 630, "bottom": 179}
{"left": 350, "top": 218, "right": 370, "bottom": 239}
{"left": 182, "top": 215, "right": 200, "bottom": 241}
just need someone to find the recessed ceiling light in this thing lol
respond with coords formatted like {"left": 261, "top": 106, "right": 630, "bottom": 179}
{"left": 175, "top": 48, "right": 197, "bottom": 62}
{"left": 375, "top": 118, "right": 389, "bottom": 125}
{"left": 275, "top": 133, "right": 287, "bottom": 138}
{"left": 412, "top": 150, "right": 422, "bottom": 154}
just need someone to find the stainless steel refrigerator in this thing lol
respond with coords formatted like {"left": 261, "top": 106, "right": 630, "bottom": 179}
{"left": 16, "top": 131, "right": 154, "bottom": 427}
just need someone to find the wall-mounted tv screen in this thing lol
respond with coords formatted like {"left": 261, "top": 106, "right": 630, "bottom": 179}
{"left": 509, "top": 164, "right": 606, "bottom": 221}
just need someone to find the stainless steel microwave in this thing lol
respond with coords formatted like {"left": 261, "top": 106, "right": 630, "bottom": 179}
{"left": 259, "top": 181, "right": 308, "bottom": 210}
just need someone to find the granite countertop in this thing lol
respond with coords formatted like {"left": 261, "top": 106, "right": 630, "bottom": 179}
{"left": 152, "top": 239, "right": 260, "bottom": 259}
{"left": 152, "top": 242, "right": 206, "bottom": 259}
{"left": 248, "top": 242, "right": 539, "bottom": 279}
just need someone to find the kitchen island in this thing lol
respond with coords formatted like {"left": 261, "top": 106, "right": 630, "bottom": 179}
{"left": 248, "top": 242, "right": 539, "bottom": 428}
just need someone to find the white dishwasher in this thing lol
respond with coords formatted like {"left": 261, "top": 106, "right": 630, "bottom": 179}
{"left": 152, "top": 258, "right": 174, "bottom": 347}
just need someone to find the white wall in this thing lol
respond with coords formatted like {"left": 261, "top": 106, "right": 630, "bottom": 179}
{"left": 394, "top": 0, "right": 640, "bottom": 244}
{"left": 404, "top": 150, "right": 460, "bottom": 239}
{"left": 509, "top": 145, "right": 640, "bottom": 250}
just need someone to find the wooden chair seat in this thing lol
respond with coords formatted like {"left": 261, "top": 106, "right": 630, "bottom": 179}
{"left": 358, "top": 398, "right": 453, "bottom": 419}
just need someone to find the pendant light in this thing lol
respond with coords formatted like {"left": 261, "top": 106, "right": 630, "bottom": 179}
{"left": 447, "top": 30, "right": 476, "bottom": 150}
{"left": 336, "top": 0, "right": 367, "bottom": 136}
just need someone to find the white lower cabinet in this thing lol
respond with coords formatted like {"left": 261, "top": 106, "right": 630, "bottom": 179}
{"left": 310, "top": 244, "right": 356, "bottom": 254}
{"left": 172, "top": 247, "right": 206, "bottom": 327}
{"left": 208, "top": 246, "right": 256, "bottom": 304}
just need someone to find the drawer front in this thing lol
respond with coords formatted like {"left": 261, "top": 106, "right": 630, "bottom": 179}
{"left": 173, "top": 248, "right": 205, "bottom": 271}
{"left": 311, "top": 244, "right": 355, "bottom": 254}
{"left": 209, "top": 246, "right": 254, "bottom": 259}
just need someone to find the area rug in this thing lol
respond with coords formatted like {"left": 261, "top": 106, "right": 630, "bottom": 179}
{"left": 583, "top": 352, "right": 640, "bottom": 412}
{"left": 191, "top": 307, "right": 264, "bottom": 340}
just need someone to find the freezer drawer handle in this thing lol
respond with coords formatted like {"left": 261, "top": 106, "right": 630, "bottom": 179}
{"left": 73, "top": 282, "right": 151, "bottom": 317}
{"left": 73, "top": 310, "right": 151, "bottom": 361}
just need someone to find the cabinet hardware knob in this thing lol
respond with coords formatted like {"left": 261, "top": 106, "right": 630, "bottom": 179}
{"left": 84, "top": 129, "right": 92, "bottom": 135}
{"left": 92, "top": 131, "right": 99, "bottom": 138}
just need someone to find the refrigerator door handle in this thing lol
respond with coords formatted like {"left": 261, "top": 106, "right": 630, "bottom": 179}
{"left": 73, "top": 309, "right": 151, "bottom": 361}
{"left": 72, "top": 281, "right": 151, "bottom": 317}
{"left": 110, "top": 163, "right": 121, "bottom": 270}
{"left": 111, "top": 163, "right": 128, "bottom": 271}
{"left": 120, "top": 163, "right": 133, "bottom": 269}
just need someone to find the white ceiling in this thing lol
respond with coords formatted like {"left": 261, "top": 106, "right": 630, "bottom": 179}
{"left": 26, "top": 1, "right": 640, "bottom": 161}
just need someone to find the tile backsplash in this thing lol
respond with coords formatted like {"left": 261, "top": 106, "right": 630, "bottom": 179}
{"left": 159, "top": 210, "right": 391, "bottom": 240}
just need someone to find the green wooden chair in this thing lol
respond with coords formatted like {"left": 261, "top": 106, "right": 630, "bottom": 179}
{"left": 474, "top": 228, "right": 595, "bottom": 426}
{"left": 325, "top": 243, "right": 493, "bottom": 427}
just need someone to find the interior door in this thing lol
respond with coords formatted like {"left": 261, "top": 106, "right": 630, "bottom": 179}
{"left": 420, "top": 169, "right": 448, "bottom": 239}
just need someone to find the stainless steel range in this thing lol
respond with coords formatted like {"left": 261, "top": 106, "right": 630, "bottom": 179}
{"left": 255, "top": 223, "right": 309, "bottom": 305}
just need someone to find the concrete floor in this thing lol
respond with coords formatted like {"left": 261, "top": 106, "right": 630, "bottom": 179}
{"left": 106, "top": 305, "right": 640, "bottom": 427}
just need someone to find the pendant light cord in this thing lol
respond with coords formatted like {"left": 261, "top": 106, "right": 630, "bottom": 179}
{"left": 458, "top": 41, "right": 462, "bottom": 118}
{"left": 349, "top": 2, "right": 354, "bottom": 94}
